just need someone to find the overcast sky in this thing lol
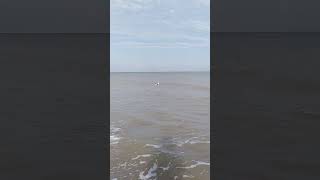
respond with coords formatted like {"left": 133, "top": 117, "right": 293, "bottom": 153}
{"left": 111, "top": 0, "right": 210, "bottom": 72}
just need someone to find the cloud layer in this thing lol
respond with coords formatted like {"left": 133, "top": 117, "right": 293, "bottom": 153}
{"left": 111, "top": 0, "right": 210, "bottom": 71}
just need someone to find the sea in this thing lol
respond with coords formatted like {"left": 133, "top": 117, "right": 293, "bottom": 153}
{"left": 110, "top": 72, "right": 210, "bottom": 180}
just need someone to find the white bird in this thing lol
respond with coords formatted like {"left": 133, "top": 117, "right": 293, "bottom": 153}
{"left": 155, "top": 82, "right": 160, "bottom": 86}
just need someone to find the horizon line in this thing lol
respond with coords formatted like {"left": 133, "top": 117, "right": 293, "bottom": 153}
{"left": 110, "top": 71, "right": 210, "bottom": 73}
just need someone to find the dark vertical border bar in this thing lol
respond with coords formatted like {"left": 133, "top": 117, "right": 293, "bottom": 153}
{"left": 210, "top": 0, "right": 215, "bottom": 178}
{"left": 212, "top": 0, "right": 320, "bottom": 178}
{"left": 0, "top": 34, "right": 109, "bottom": 180}
{"left": 0, "top": 0, "right": 109, "bottom": 179}
{"left": 0, "top": 0, "right": 107, "bottom": 33}
{"left": 107, "top": 0, "right": 111, "bottom": 177}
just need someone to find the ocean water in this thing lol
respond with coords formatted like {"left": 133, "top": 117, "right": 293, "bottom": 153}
{"left": 110, "top": 72, "right": 210, "bottom": 180}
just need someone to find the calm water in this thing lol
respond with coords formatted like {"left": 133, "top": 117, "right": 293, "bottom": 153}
{"left": 110, "top": 72, "right": 210, "bottom": 180}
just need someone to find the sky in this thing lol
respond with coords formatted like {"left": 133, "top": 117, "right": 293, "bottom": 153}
{"left": 111, "top": 0, "right": 210, "bottom": 72}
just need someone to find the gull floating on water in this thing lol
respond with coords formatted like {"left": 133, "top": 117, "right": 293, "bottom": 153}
{"left": 155, "top": 82, "right": 160, "bottom": 86}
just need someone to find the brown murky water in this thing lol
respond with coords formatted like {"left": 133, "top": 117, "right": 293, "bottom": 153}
{"left": 111, "top": 72, "right": 210, "bottom": 180}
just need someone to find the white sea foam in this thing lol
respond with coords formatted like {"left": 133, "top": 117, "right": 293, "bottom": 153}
{"left": 110, "top": 135, "right": 121, "bottom": 145}
{"left": 176, "top": 161, "right": 210, "bottom": 169}
{"left": 139, "top": 162, "right": 158, "bottom": 180}
{"left": 159, "top": 162, "right": 171, "bottom": 171}
{"left": 172, "top": 136, "right": 210, "bottom": 147}
{"left": 110, "top": 126, "right": 121, "bottom": 145}
{"left": 188, "top": 140, "right": 210, "bottom": 144}
{"left": 182, "top": 175, "right": 194, "bottom": 178}
{"left": 110, "top": 135, "right": 120, "bottom": 141}
{"left": 119, "top": 162, "right": 127, "bottom": 168}
{"left": 140, "top": 161, "right": 147, "bottom": 164}
{"left": 200, "top": 169, "right": 207, "bottom": 175}
{"left": 132, "top": 154, "right": 152, "bottom": 160}
{"left": 111, "top": 127, "right": 121, "bottom": 133}
{"left": 145, "top": 144, "right": 162, "bottom": 149}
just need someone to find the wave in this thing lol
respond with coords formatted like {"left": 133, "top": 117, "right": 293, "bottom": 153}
{"left": 176, "top": 160, "right": 210, "bottom": 169}
{"left": 110, "top": 126, "right": 121, "bottom": 145}
{"left": 159, "top": 162, "right": 171, "bottom": 171}
{"left": 139, "top": 162, "right": 158, "bottom": 180}
{"left": 145, "top": 144, "right": 162, "bottom": 148}
{"left": 132, "top": 154, "right": 152, "bottom": 160}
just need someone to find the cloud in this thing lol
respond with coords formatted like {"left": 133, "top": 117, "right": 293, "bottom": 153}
{"left": 111, "top": 0, "right": 210, "bottom": 72}
{"left": 196, "top": 0, "right": 210, "bottom": 6}
{"left": 111, "top": 0, "right": 210, "bottom": 48}
{"left": 189, "top": 20, "right": 210, "bottom": 32}
{"left": 111, "top": 0, "right": 159, "bottom": 11}
{"left": 155, "top": 19, "right": 210, "bottom": 34}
